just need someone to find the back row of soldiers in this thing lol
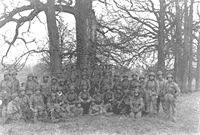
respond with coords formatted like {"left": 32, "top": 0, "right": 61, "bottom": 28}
{"left": 0, "top": 64, "right": 180, "bottom": 124}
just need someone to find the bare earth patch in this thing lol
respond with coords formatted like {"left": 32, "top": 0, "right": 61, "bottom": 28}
{"left": 0, "top": 92, "right": 200, "bottom": 135}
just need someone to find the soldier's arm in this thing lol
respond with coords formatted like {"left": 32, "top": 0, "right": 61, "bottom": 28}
{"left": 137, "top": 98, "right": 144, "bottom": 112}
{"left": 174, "top": 83, "right": 181, "bottom": 98}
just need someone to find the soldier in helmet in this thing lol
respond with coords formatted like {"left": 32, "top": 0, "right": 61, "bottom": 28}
{"left": 70, "top": 64, "right": 80, "bottom": 81}
{"left": 58, "top": 78, "right": 66, "bottom": 94}
{"left": 157, "top": 71, "right": 167, "bottom": 114}
{"left": 50, "top": 104, "right": 65, "bottom": 123}
{"left": 50, "top": 76, "right": 59, "bottom": 93}
{"left": 144, "top": 72, "right": 159, "bottom": 117}
{"left": 112, "top": 86, "right": 125, "bottom": 115}
{"left": 113, "top": 73, "right": 122, "bottom": 92}
{"left": 79, "top": 74, "right": 91, "bottom": 94}
{"left": 40, "top": 73, "right": 51, "bottom": 105}
{"left": 102, "top": 85, "right": 114, "bottom": 115}
{"left": 0, "top": 71, "right": 12, "bottom": 116}
{"left": 130, "top": 89, "right": 144, "bottom": 119}
{"left": 121, "top": 74, "right": 130, "bottom": 93}
{"left": 78, "top": 85, "right": 91, "bottom": 115}
{"left": 3, "top": 93, "right": 22, "bottom": 125}
{"left": 29, "top": 87, "right": 45, "bottom": 122}
{"left": 19, "top": 88, "right": 33, "bottom": 122}
{"left": 99, "top": 71, "right": 113, "bottom": 93}
{"left": 164, "top": 74, "right": 180, "bottom": 122}
{"left": 25, "top": 73, "right": 36, "bottom": 95}
{"left": 64, "top": 86, "right": 78, "bottom": 117}
{"left": 90, "top": 64, "right": 102, "bottom": 95}
{"left": 67, "top": 72, "right": 79, "bottom": 93}
{"left": 33, "top": 75, "right": 39, "bottom": 88}
{"left": 129, "top": 73, "right": 140, "bottom": 92}
{"left": 90, "top": 90, "right": 103, "bottom": 115}
{"left": 10, "top": 71, "right": 20, "bottom": 95}
{"left": 36, "top": 106, "right": 49, "bottom": 122}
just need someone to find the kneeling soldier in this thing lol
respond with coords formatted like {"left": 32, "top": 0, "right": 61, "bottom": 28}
{"left": 130, "top": 89, "right": 144, "bottom": 119}
{"left": 51, "top": 104, "right": 65, "bottom": 123}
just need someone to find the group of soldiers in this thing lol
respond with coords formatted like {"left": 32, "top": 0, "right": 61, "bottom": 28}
{"left": 0, "top": 64, "right": 180, "bottom": 124}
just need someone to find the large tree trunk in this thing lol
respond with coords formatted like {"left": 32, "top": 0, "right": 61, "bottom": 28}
{"left": 182, "top": 0, "right": 190, "bottom": 92}
{"left": 157, "top": 0, "right": 165, "bottom": 72}
{"left": 174, "top": 0, "right": 183, "bottom": 87}
{"left": 196, "top": 33, "right": 200, "bottom": 91}
{"left": 45, "top": 0, "right": 62, "bottom": 74}
{"left": 75, "top": 0, "right": 97, "bottom": 70}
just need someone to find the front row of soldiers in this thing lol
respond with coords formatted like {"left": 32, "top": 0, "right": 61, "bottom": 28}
{"left": 0, "top": 65, "right": 180, "bottom": 124}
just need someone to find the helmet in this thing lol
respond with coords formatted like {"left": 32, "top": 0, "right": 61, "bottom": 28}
{"left": 11, "top": 71, "right": 17, "bottom": 76}
{"left": 139, "top": 75, "right": 145, "bottom": 80}
{"left": 157, "top": 71, "right": 163, "bottom": 76}
{"left": 4, "top": 71, "right": 10, "bottom": 76}
{"left": 167, "top": 74, "right": 173, "bottom": 79}
{"left": 27, "top": 73, "right": 33, "bottom": 77}
{"left": 52, "top": 76, "right": 57, "bottom": 81}
{"left": 149, "top": 72, "right": 155, "bottom": 77}
{"left": 132, "top": 72, "right": 138, "bottom": 77}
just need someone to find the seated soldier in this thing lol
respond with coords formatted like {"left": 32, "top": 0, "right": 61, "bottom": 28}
{"left": 71, "top": 102, "right": 83, "bottom": 117}
{"left": 36, "top": 106, "right": 49, "bottom": 122}
{"left": 64, "top": 86, "right": 78, "bottom": 117}
{"left": 78, "top": 85, "right": 91, "bottom": 115}
{"left": 130, "top": 89, "right": 144, "bottom": 119}
{"left": 103, "top": 87, "right": 114, "bottom": 115}
{"left": 56, "top": 88, "right": 65, "bottom": 104}
{"left": 19, "top": 88, "right": 33, "bottom": 122}
{"left": 60, "top": 102, "right": 69, "bottom": 118}
{"left": 51, "top": 104, "right": 65, "bottom": 123}
{"left": 3, "top": 93, "right": 22, "bottom": 125}
{"left": 47, "top": 92, "right": 57, "bottom": 117}
{"left": 113, "top": 86, "right": 125, "bottom": 115}
{"left": 89, "top": 101, "right": 102, "bottom": 116}
{"left": 121, "top": 93, "right": 132, "bottom": 116}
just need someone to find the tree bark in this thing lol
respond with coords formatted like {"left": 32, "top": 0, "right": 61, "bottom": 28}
{"left": 157, "top": 0, "right": 165, "bottom": 72}
{"left": 75, "top": 0, "right": 97, "bottom": 70}
{"left": 196, "top": 33, "right": 200, "bottom": 91}
{"left": 45, "top": 0, "right": 62, "bottom": 74}
{"left": 187, "top": 0, "right": 194, "bottom": 92}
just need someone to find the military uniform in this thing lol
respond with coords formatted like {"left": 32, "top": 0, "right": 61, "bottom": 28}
{"left": 25, "top": 74, "right": 36, "bottom": 95}
{"left": 79, "top": 88, "right": 91, "bottom": 114}
{"left": 79, "top": 75, "right": 91, "bottom": 93}
{"left": 40, "top": 75, "right": 51, "bottom": 105}
{"left": 164, "top": 74, "right": 180, "bottom": 122}
{"left": 71, "top": 103, "right": 83, "bottom": 117}
{"left": 113, "top": 87, "right": 125, "bottom": 115}
{"left": 99, "top": 74, "right": 113, "bottom": 93}
{"left": 10, "top": 71, "right": 20, "bottom": 95}
{"left": 113, "top": 74, "right": 122, "bottom": 92}
{"left": 51, "top": 104, "right": 65, "bottom": 123}
{"left": 121, "top": 75, "right": 130, "bottom": 93}
{"left": 144, "top": 72, "right": 159, "bottom": 115}
{"left": 129, "top": 73, "right": 140, "bottom": 92}
{"left": 130, "top": 90, "right": 144, "bottom": 119}
{"left": 36, "top": 106, "right": 49, "bottom": 122}
{"left": 91, "top": 64, "right": 101, "bottom": 95}
{"left": 50, "top": 77, "right": 59, "bottom": 93}
{"left": 103, "top": 90, "right": 114, "bottom": 114}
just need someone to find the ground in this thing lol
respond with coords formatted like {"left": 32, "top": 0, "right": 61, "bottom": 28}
{"left": 0, "top": 92, "right": 199, "bottom": 135}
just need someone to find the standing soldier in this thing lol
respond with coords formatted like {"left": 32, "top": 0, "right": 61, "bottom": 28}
{"left": 99, "top": 72, "right": 113, "bottom": 93}
{"left": 157, "top": 71, "right": 167, "bottom": 114}
{"left": 130, "top": 89, "right": 144, "bottom": 119}
{"left": 58, "top": 78, "right": 66, "bottom": 94}
{"left": 40, "top": 74, "right": 51, "bottom": 106}
{"left": 79, "top": 74, "right": 91, "bottom": 93}
{"left": 145, "top": 72, "right": 159, "bottom": 117}
{"left": 129, "top": 73, "right": 140, "bottom": 92}
{"left": 70, "top": 65, "right": 80, "bottom": 81}
{"left": 0, "top": 72, "right": 12, "bottom": 116}
{"left": 90, "top": 64, "right": 101, "bottom": 95}
{"left": 29, "top": 88, "right": 45, "bottom": 122}
{"left": 113, "top": 73, "right": 122, "bottom": 92}
{"left": 19, "top": 88, "right": 33, "bottom": 122}
{"left": 139, "top": 75, "right": 146, "bottom": 116}
{"left": 10, "top": 71, "right": 20, "bottom": 95}
{"left": 50, "top": 77, "right": 59, "bottom": 93}
{"left": 33, "top": 75, "right": 39, "bottom": 88}
{"left": 67, "top": 73, "right": 79, "bottom": 93}
{"left": 121, "top": 75, "right": 130, "bottom": 93}
{"left": 164, "top": 74, "right": 180, "bottom": 122}
{"left": 25, "top": 73, "right": 36, "bottom": 95}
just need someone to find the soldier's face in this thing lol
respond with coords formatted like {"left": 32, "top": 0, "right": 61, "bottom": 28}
{"left": 158, "top": 74, "right": 163, "bottom": 80}
{"left": 21, "top": 91, "right": 25, "bottom": 95}
{"left": 4, "top": 75, "right": 10, "bottom": 80}
{"left": 134, "top": 92, "right": 139, "bottom": 97}
{"left": 149, "top": 76, "right": 155, "bottom": 80}
{"left": 36, "top": 90, "right": 40, "bottom": 94}
{"left": 43, "top": 76, "right": 49, "bottom": 81}
{"left": 132, "top": 75, "right": 137, "bottom": 80}
{"left": 140, "top": 78, "right": 145, "bottom": 82}
{"left": 56, "top": 108, "right": 60, "bottom": 112}
{"left": 52, "top": 79, "right": 57, "bottom": 83}
{"left": 28, "top": 76, "right": 33, "bottom": 80}
{"left": 167, "top": 77, "right": 173, "bottom": 82}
